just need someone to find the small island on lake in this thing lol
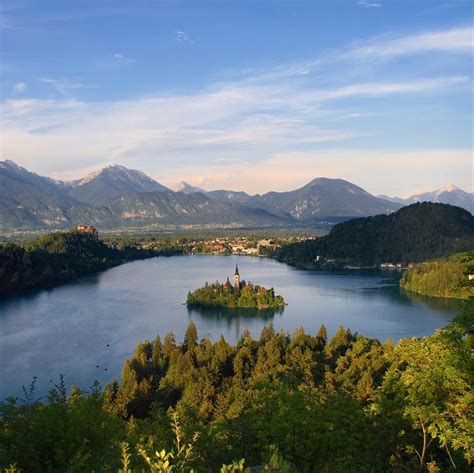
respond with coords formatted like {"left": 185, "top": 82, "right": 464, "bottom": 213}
{"left": 187, "top": 265, "right": 285, "bottom": 309}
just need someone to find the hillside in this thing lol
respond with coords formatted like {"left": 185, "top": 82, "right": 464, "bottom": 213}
{"left": 0, "top": 228, "right": 162, "bottom": 296}
{"left": 400, "top": 251, "right": 474, "bottom": 299}
{"left": 275, "top": 203, "right": 474, "bottom": 267}
{"left": 108, "top": 190, "right": 294, "bottom": 226}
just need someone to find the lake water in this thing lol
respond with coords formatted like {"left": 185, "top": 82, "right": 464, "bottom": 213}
{"left": 0, "top": 255, "right": 461, "bottom": 399}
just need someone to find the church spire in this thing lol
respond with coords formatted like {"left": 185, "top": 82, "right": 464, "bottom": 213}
{"left": 233, "top": 264, "right": 240, "bottom": 288}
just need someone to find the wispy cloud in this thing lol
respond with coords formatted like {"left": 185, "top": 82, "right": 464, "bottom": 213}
{"left": 352, "top": 25, "right": 473, "bottom": 59}
{"left": 161, "top": 149, "right": 472, "bottom": 195}
{"left": 112, "top": 52, "right": 135, "bottom": 63}
{"left": 357, "top": 1, "right": 382, "bottom": 8}
{"left": 39, "top": 77, "right": 89, "bottom": 97}
{"left": 237, "top": 25, "right": 472, "bottom": 84}
{"left": 1, "top": 24, "right": 471, "bottom": 195}
{"left": 175, "top": 30, "right": 195, "bottom": 44}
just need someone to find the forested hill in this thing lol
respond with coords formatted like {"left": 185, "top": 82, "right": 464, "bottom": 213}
{"left": 0, "top": 229, "right": 168, "bottom": 296}
{"left": 401, "top": 251, "right": 474, "bottom": 299}
{"left": 1, "top": 304, "right": 472, "bottom": 471}
{"left": 275, "top": 203, "right": 474, "bottom": 267}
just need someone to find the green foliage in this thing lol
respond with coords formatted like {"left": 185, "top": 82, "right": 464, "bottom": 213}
{"left": 372, "top": 312, "right": 474, "bottom": 471}
{"left": 276, "top": 203, "right": 474, "bottom": 267}
{"left": 187, "top": 281, "right": 285, "bottom": 309}
{"left": 401, "top": 251, "right": 474, "bottom": 299}
{"left": 0, "top": 229, "right": 164, "bottom": 296}
{"left": 0, "top": 377, "right": 124, "bottom": 472}
{"left": 1, "top": 303, "right": 473, "bottom": 472}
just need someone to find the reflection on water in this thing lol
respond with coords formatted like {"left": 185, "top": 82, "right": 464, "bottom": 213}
{"left": 402, "top": 288, "right": 463, "bottom": 313}
{"left": 187, "top": 306, "right": 284, "bottom": 340}
{"left": 0, "top": 255, "right": 460, "bottom": 399}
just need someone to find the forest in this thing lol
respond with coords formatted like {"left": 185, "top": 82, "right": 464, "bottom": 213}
{"left": 401, "top": 251, "right": 474, "bottom": 299}
{"left": 187, "top": 281, "right": 285, "bottom": 309}
{"left": 275, "top": 203, "right": 474, "bottom": 267}
{"left": 1, "top": 301, "right": 472, "bottom": 472}
{"left": 0, "top": 229, "right": 181, "bottom": 297}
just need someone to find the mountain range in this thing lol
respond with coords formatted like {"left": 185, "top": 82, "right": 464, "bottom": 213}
{"left": 378, "top": 184, "right": 473, "bottom": 214}
{"left": 0, "top": 160, "right": 470, "bottom": 231}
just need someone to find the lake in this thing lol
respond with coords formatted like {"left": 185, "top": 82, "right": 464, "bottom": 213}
{"left": 0, "top": 255, "right": 461, "bottom": 399}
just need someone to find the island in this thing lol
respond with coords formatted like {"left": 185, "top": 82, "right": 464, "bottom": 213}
{"left": 186, "top": 265, "right": 285, "bottom": 309}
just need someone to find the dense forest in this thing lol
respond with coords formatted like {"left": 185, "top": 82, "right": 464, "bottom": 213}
{"left": 0, "top": 228, "right": 180, "bottom": 297}
{"left": 401, "top": 251, "right": 474, "bottom": 299}
{"left": 187, "top": 281, "right": 285, "bottom": 309}
{"left": 275, "top": 203, "right": 474, "bottom": 267}
{"left": 1, "top": 301, "right": 472, "bottom": 472}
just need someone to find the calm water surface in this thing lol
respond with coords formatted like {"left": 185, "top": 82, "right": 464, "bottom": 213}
{"left": 0, "top": 255, "right": 460, "bottom": 398}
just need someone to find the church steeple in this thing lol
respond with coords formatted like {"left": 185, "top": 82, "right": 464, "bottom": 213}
{"left": 234, "top": 264, "right": 240, "bottom": 288}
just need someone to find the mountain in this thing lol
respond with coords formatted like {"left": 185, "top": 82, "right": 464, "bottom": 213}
{"left": 68, "top": 165, "right": 170, "bottom": 206}
{"left": 0, "top": 160, "right": 116, "bottom": 230}
{"left": 109, "top": 191, "right": 293, "bottom": 226}
{"left": 252, "top": 178, "right": 401, "bottom": 220}
{"left": 0, "top": 161, "right": 293, "bottom": 229}
{"left": 208, "top": 178, "right": 400, "bottom": 220}
{"left": 379, "top": 184, "right": 473, "bottom": 214}
{"left": 377, "top": 194, "right": 406, "bottom": 204}
{"left": 206, "top": 189, "right": 253, "bottom": 204}
{"left": 0, "top": 161, "right": 418, "bottom": 231}
{"left": 174, "top": 181, "right": 206, "bottom": 194}
{"left": 276, "top": 202, "right": 474, "bottom": 267}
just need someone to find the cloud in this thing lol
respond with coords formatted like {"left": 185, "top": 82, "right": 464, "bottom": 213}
{"left": 239, "top": 25, "right": 472, "bottom": 84}
{"left": 39, "top": 77, "right": 89, "bottom": 97}
{"left": 175, "top": 30, "right": 194, "bottom": 44}
{"left": 352, "top": 25, "right": 473, "bottom": 59}
{"left": 297, "top": 76, "right": 469, "bottom": 104}
{"left": 0, "top": 24, "right": 471, "bottom": 195}
{"left": 160, "top": 149, "right": 472, "bottom": 196}
{"left": 0, "top": 71, "right": 467, "bottom": 183}
{"left": 357, "top": 1, "right": 382, "bottom": 8}
{"left": 112, "top": 52, "right": 135, "bottom": 63}
{"left": 13, "top": 82, "right": 27, "bottom": 94}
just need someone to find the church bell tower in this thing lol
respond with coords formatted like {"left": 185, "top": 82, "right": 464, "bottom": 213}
{"left": 234, "top": 264, "right": 240, "bottom": 288}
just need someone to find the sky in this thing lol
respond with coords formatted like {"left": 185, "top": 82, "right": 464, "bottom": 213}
{"left": 0, "top": 0, "right": 472, "bottom": 196}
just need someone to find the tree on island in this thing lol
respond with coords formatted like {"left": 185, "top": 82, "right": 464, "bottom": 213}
{"left": 186, "top": 267, "right": 285, "bottom": 309}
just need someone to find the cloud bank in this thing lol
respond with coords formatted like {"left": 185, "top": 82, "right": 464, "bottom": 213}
{"left": 0, "top": 24, "right": 472, "bottom": 195}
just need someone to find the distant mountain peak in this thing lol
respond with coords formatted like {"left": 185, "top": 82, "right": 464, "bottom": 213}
{"left": 381, "top": 184, "right": 473, "bottom": 214}
{"left": 1, "top": 159, "right": 24, "bottom": 170}
{"left": 77, "top": 168, "right": 105, "bottom": 186}
{"left": 66, "top": 164, "right": 170, "bottom": 205}
{"left": 174, "top": 181, "right": 206, "bottom": 194}
{"left": 438, "top": 183, "right": 460, "bottom": 193}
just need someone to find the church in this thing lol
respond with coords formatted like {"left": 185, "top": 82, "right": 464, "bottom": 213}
{"left": 225, "top": 265, "right": 241, "bottom": 290}
{"left": 233, "top": 264, "right": 240, "bottom": 288}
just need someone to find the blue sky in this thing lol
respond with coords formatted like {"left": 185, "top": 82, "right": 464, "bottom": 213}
{"left": 0, "top": 0, "right": 472, "bottom": 195}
